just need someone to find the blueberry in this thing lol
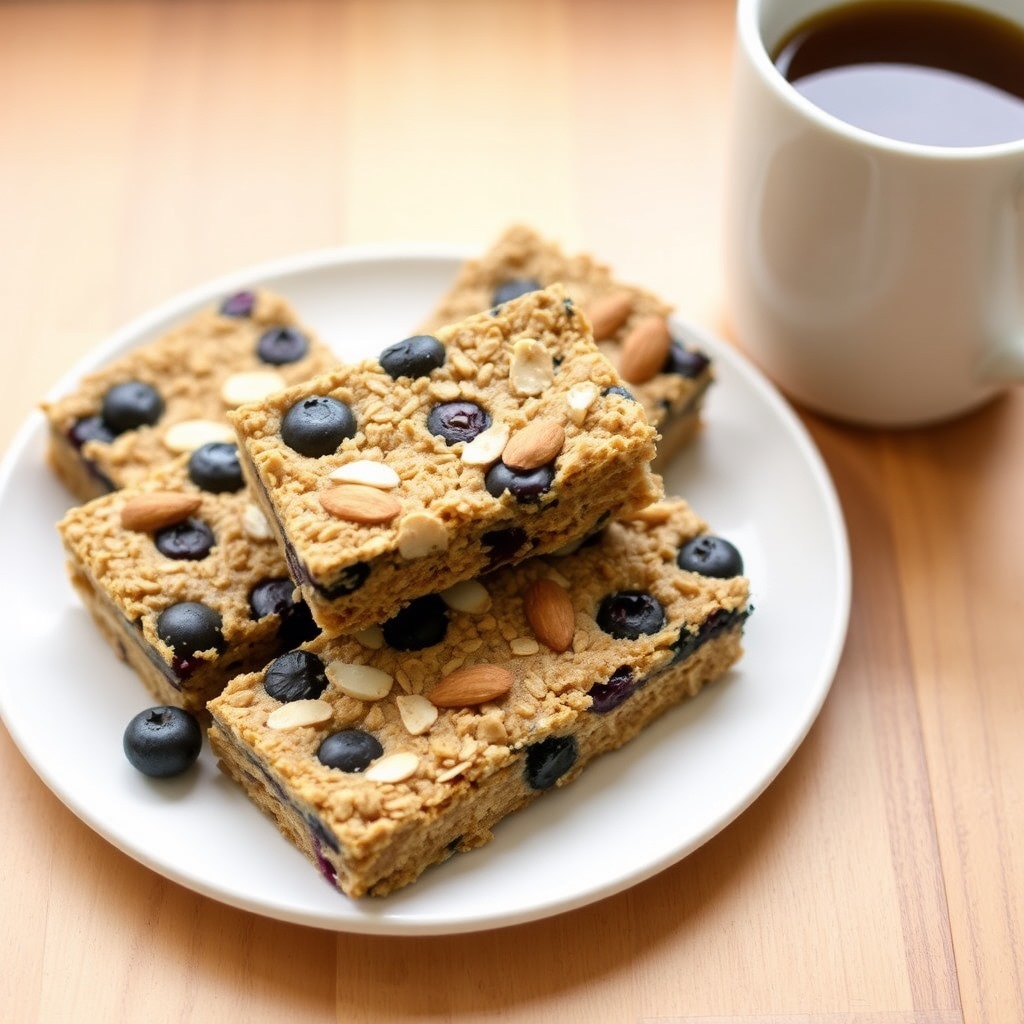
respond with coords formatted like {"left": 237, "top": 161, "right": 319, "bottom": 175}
{"left": 280, "top": 395, "right": 357, "bottom": 457}
{"left": 264, "top": 649, "right": 328, "bottom": 702}
{"left": 68, "top": 415, "right": 115, "bottom": 448}
{"left": 156, "top": 601, "right": 224, "bottom": 656}
{"left": 379, "top": 334, "right": 446, "bottom": 379}
{"left": 381, "top": 594, "right": 448, "bottom": 651}
{"left": 317, "top": 729, "right": 383, "bottom": 773}
{"left": 491, "top": 278, "right": 542, "bottom": 306}
{"left": 257, "top": 325, "right": 310, "bottom": 365}
{"left": 187, "top": 442, "right": 244, "bottom": 493}
{"left": 219, "top": 290, "right": 256, "bottom": 317}
{"left": 672, "top": 607, "right": 745, "bottom": 664}
{"left": 154, "top": 518, "right": 215, "bottom": 560}
{"left": 123, "top": 706, "right": 203, "bottom": 778}
{"left": 677, "top": 535, "right": 744, "bottom": 578}
{"left": 588, "top": 665, "right": 644, "bottom": 714}
{"left": 663, "top": 341, "right": 710, "bottom": 378}
{"left": 249, "top": 578, "right": 319, "bottom": 649}
{"left": 481, "top": 526, "right": 529, "bottom": 569}
{"left": 484, "top": 461, "right": 554, "bottom": 502}
{"left": 524, "top": 734, "right": 578, "bottom": 790}
{"left": 427, "top": 401, "right": 491, "bottom": 445}
{"left": 602, "top": 385, "right": 637, "bottom": 402}
{"left": 317, "top": 561, "right": 371, "bottom": 599}
{"left": 101, "top": 381, "right": 164, "bottom": 435}
{"left": 596, "top": 591, "right": 666, "bottom": 640}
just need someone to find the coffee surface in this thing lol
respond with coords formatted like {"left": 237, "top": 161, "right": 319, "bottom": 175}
{"left": 773, "top": 1, "right": 1024, "bottom": 146}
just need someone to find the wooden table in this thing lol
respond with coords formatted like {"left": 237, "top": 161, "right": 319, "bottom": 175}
{"left": 2, "top": 2, "right": 1020, "bottom": 1021}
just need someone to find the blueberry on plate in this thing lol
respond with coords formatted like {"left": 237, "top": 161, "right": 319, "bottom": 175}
{"left": 263, "top": 649, "right": 328, "bottom": 702}
{"left": 317, "top": 729, "right": 383, "bottom": 773}
{"left": 491, "top": 278, "right": 542, "bottom": 306}
{"left": 595, "top": 590, "right": 666, "bottom": 640}
{"left": 123, "top": 706, "right": 202, "bottom": 778}
{"left": 101, "top": 381, "right": 164, "bottom": 435}
{"left": 379, "top": 334, "right": 446, "bottom": 379}
{"left": 187, "top": 442, "right": 244, "bottom": 493}
{"left": 280, "top": 395, "right": 357, "bottom": 457}
{"left": 677, "top": 535, "right": 744, "bottom": 578}
{"left": 257, "top": 325, "right": 310, "bottom": 365}
{"left": 219, "top": 290, "right": 256, "bottom": 318}
{"left": 426, "top": 401, "right": 491, "bottom": 445}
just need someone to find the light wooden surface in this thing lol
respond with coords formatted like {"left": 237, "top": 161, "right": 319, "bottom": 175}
{"left": 2, "top": 2, "right": 1021, "bottom": 1022}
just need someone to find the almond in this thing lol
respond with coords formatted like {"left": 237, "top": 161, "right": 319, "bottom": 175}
{"left": 509, "top": 337, "right": 554, "bottom": 396}
{"left": 120, "top": 491, "right": 202, "bottom": 532}
{"left": 501, "top": 419, "right": 565, "bottom": 471}
{"left": 619, "top": 315, "right": 671, "bottom": 384}
{"left": 320, "top": 483, "right": 401, "bottom": 525}
{"left": 428, "top": 664, "right": 514, "bottom": 708}
{"left": 586, "top": 291, "right": 633, "bottom": 340}
{"left": 523, "top": 577, "right": 575, "bottom": 653}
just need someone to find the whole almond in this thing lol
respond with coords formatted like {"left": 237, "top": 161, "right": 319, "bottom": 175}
{"left": 429, "top": 664, "right": 514, "bottom": 708}
{"left": 523, "top": 577, "right": 575, "bottom": 653}
{"left": 619, "top": 315, "right": 671, "bottom": 384}
{"left": 501, "top": 419, "right": 565, "bottom": 471}
{"left": 320, "top": 483, "right": 401, "bottom": 525}
{"left": 120, "top": 492, "right": 202, "bottom": 532}
{"left": 586, "top": 291, "right": 633, "bottom": 340}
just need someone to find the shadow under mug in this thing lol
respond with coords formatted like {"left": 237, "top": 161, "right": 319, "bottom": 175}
{"left": 723, "top": 0, "right": 1024, "bottom": 427}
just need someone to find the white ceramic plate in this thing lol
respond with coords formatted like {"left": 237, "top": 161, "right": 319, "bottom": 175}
{"left": 0, "top": 245, "right": 850, "bottom": 935}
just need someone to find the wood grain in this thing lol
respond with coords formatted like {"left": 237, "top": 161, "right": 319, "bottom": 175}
{"left": 2, "top": 2, "right": 1021, "bottom": 1022}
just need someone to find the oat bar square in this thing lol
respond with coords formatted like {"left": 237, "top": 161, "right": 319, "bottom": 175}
{"left": 228, "top": 284, "right": 663, "bottom": 637}
{"left": 44, "top": 289, "right": 339, "bottom": 501}
{"left": 207, "top": 498, "right": 750, "bottom": 898}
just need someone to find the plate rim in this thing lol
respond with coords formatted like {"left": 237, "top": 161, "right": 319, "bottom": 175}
{"left": 0, "top": 243, "right": 851, "bottom": 935}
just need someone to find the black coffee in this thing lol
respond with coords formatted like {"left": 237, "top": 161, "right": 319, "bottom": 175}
{"left": 772, "top": 1, "right": 1024, "bottom": 146}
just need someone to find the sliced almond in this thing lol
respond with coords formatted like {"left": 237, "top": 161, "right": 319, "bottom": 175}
{"left": 436, "top": 759, "right": 473, "bottom": 784}
{"left": 163, "top": 419, "right": 236, "bottom": 453}
{"left": 586, "top": 291, "right": 633, "bottom": 340}
{"left": 501, "top": 419, "right": 565, "bottom": 471}
{"left": 221, "top": 369, "right": 286, "bottom": 407}
{"left": 241, "top": 501, "right": 273, "bottom": 540}
{"left": 325, "top": 661, "right": 394, "bottom": 701}
{"left": 266, "top": 698, "right": 333, "bottom": 730}
{"left": 440, "top": 579, "right": 491, "bottom": 614}
{"left": 523, "top": 577, "right": 575, "bottom": 653}
{"left": 320, "top": 484, "right": 401, "bottom": 525}
{"left": 120, "top": 492, "right": 202, "bottom": 532}
{"left": 328, "top": 459, "right": 401, "bottom": 490}
{"left": 510, "top": 637, "right": 540, "bottom": 656}
{"left": 396, "top": 693, "right": 438, "bottom": 736}
{"left": 353, "top": 625, "right": 385, "bottom": 650}
{"left": 619, "top": 315, "right": 671, "bottom": 384}
{"left": 566, "top": 382, "right": 599, "bottom": 426}
{"left": 509, "top": 338, "right": 554, "bottom": 396}
{"left": 460, "top": 422, "right": 510, "bottom": 467}
{"left": 396, "top": 511, "right": 448, "bottom": 559}
{"left": 429, "top": 664, "right": 514, "bottom": 708}
{"left": 364, "top": 750, "right": 419, "bottom": 783}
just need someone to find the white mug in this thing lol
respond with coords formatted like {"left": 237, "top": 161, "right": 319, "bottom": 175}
{"left": 724, "top": 0, "right": 1024, "bottom": 427}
